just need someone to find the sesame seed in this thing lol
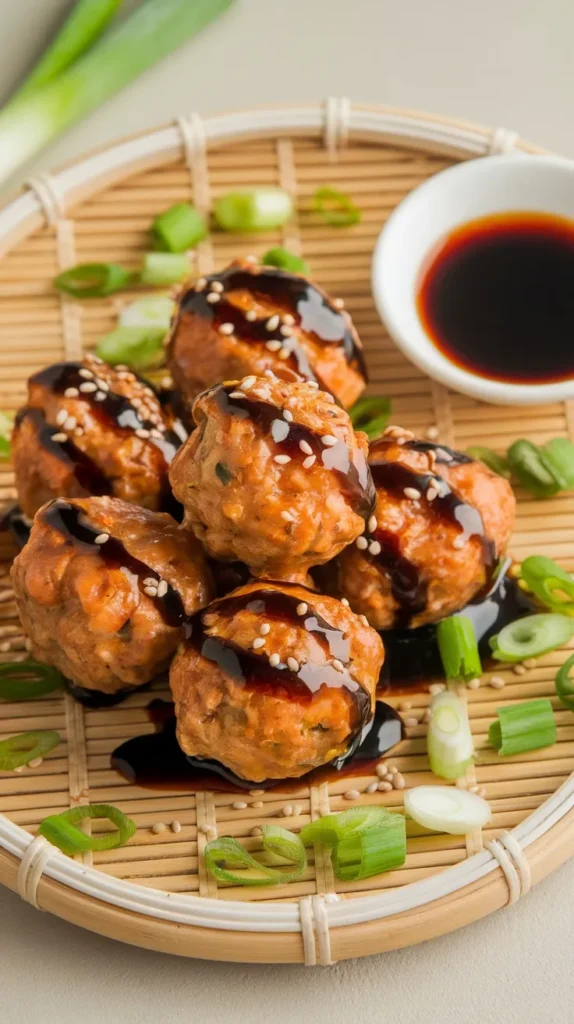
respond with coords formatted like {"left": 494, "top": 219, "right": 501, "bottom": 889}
{"left": 245, "top": 309, "right": 257, "bottom": 321}
{"left": 321, "top": 434, "right": 337, "bottom": 446}
{"left": 404, "top": 716, "right": 418, "bottom": 728}
{"left": 151, "top": 428, "right": 163, "bottom": 440}
{"left": 278, "top": 347, "right": 290, "bottom": 360}
{"left": 274, "top": 454, "right": 291, "bottom": 464}
{"left": 296, "top": 603, "right": 308, "bottom": 616}
{"left": 280, "top": 325, "right": 293, "bottom": 337}
{"left": 75, "top": 428, "right": 84, "bottom": 438}
{"left": 399, "top": 700, "right": 412, "bottom": 711}
{"left": 422, "top": 708, "right": 432, "bottom": 722}
{"left": 78, "top": 368, "right": 93, "bottom": 379}
{"left": 307, "top": 381, "right": 319, "bottom": 389}
{"left": 79, "top": 381, "right": 97, "bottom": 393}
{"left": 95, "top": 379, "right": 109, "bottom": 391}
{"left": 266, "top": 339, "right": 281, "bottom": 352}
{"left": 287, "top": 657, "right": 300, "bottom": 672}
{"left": 94, "top": 533, "right": 109, "bottom": 545}
{"left": 171, "top": 821, "right": 182, "bottom": 833}
{"left": 266, "top": 314, "right": 280, "bottom": 331}
{"left": 50, "top": 432, "right": 68, "bottom": 443}
{"left": 251, "top": 826, "right": 263, "bottom": 836}
{"left": 513, "top": 663, "right": 527, "bottom": 675}
{"left": 232, "top": 801, "right": 248, "bottom": 810}
{"left": 429, "top": 682, "right": 446, "bottom": 695}
{"left": 323, "top": 394, "right": 336, "bottom": 403}
{"left": 368, "top": 514, "right": 378, "bottom": 533}
{"left": 368, "top": 541, "right": 381, "bottom": 556}
{"left": 283, "top": 313, "right": 295, "bottom": 326}
{"left": 341, "top": 597, "right": 350, "bottom": 607}
{"left": 359, "top": 615, "right": 369, "bottom": 626}
{"left": 269, "top": 653, "right": 280, "bottom": 667}
{"left": 293, "top": 804, "right": 303, "bottom": 816}
{"left": 211, "top": 281, "right": 224, "bottom": 293}
{"left": 378, "top": 781, "right": 393, "bottom": 792}
{"left": 27, "top": 757, "right": 43, "bottom": 769}
{"left": 332, "top": 659, "right": 345, "bottom": 673}
{"left": 64, "top": 387, "right": 79, "bottom": 398}
{"left": 250, "top": 789, "right": 265, "bottom": 796}
{"left": 90, "top": 355, "right": 104, "bottom": 364}
{"left": 523, "top": 658, "right": 537, "bottom": 669}
{"left": 426, "top": 425, "right": 440, "bottom": 440}
{"left": 302, "top": 455, "right": 316, "bottom": 468}
{"left": 283, "top": 409, "right": 294, "bottom": 422}
{"left": 392, "top": 773, "right": 406, "bottom": 790}
{"left": 453, "top": 536, "right": 466, "bottom": 549}
{"left": 281, "top": 510, "right": 295, "bottom": 522}
{"left": 13, "top": 765, "right": 25, "bottom": 773}
{"left": 389, "top": 765, "right": 399, "bottom": 775}
{"left": 403, "top": 486, "right": 421, "bottom": 500}
{"left": 251, "top": 801, "right": 264, "bottom": 809}
{"left": 64, "top": 416, "right": 77, "bottom": 431}
{"left": 467, "top": 678, "right": 481, "bottom": 689}
{"left": 356, "top": 536, "right": 368, "bottom": 550}
{"left": 426, "top": 487, "right": 438, "bottom": 502}
{"left": 344, "top": 789, "right": 360, "bottom": 801}
{"left": 489, "top": 675, "right": 506, "bottom": 689}
{"left": 56, "top": 409, "right": 67, "bottom": 426}
{"left": 333, "top": 297, "right": 345, "bottom": 309}
{"left": 157, "top": 580, "right": 168, "bottom": 598}
{"left": 282, "top": 805, "right": 293, "bottom": 817}
{"left": 260, "top": 623, "right": 270, "bottom": 635}
{"left": 469, "top": 784, "right": 480, "bottom": 794}
{"left": 152, "top": 822, "right": 167, "bottom": 834}
{"left": 135, "top": 428, "right": 151, "bottom": 439}
{"left": 253, "top": 637, "right": 266, "bottom": 649}
{"left": 299, "top": 439, "right": 313, "bottom": 455}
{"left": 143, "top": 577, "right": 156, "bottom": 586}
{"left": 144, "top": 586, "right": 158, "bottom": 597}
{"left": 95, "top": 391, "right": 106, "bottom": 401}
{"left": 241, "top": 376, "right": 256, "bottom": 389}
{"left": 366, "top": 782, "right": 379, "bottom": 794}
{"left": 206, "top": 292, "right": 221, "bottom": 303}
{"left": 196, "top": 277, "right": 207, "bottom": 290}
{"left": 219, "top": 322, "right": 234, "bottom": 335}
{"left": 228, "top": 391, "right": 245, "bottom": 399}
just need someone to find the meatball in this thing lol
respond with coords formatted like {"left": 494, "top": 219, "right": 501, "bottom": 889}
{"left": 169, "top": 374, "right": 375, "bottom": 581}
{"left": 333, "top": 429, "right": 516, "bottom": 629}
{"left": 170, "top": 580, "right": 383, "bottom": 781}
{"left": 12, "top": 353, "right": 187, "bottom": 518}
{"left": 11, "top": 496, "right": 213, "bottom": 697}
{"left": 167, "top": 259, "right": 367, "bottom": 411}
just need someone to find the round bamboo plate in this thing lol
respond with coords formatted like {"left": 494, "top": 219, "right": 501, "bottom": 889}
{"left": 0, "top": 101, "right": 573, "bottom": 965}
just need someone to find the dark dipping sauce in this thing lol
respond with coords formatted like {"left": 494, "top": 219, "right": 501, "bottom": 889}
{"left": 417, "top": 211, "right": 574, "bottom": 384}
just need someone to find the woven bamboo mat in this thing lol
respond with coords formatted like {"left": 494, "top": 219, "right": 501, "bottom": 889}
{"left": 0, "top": 129, "right": 573, "bottom": 913}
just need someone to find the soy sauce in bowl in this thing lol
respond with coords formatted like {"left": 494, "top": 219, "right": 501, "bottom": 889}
{"left": 416, "top": 211, "right": 574, "bottom": 385}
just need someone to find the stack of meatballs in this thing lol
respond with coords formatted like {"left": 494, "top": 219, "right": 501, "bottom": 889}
{"left": 10, "top": 259, "right": 515, "bottom": 782}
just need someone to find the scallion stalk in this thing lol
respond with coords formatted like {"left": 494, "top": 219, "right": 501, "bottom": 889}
{"left": 427, "top": 691, "right": 474, "bottom": 780}
{"left": 436, "top": 614, "right": 482, "bottom": 683}
{"left": 539, "top": 438, "right": 574, "bottom": 490}
{"left": 555, "top": 654, "right": 574, "bottom": 711}
{"left": 152, "top": 203, "right": 207, "bottom": 253}
{"left": 488, "top": 699, "right": 556, "bottom": 757}
{"left": 96, "top": 327, "right": 166, "bottom": 370}
{"left": 331, "top": 821, "right": 406, "bottom": 880}
{"left": 39, "top": 803, "right": 136, "bottom": 854}
{"left": 405, "top": 785, "right": 491, "bottom": 835}
{"left": 214, "top": 188, "right": 293, "bottom": 232}
{"left": 0, "top": 0, "right": 235, "bottom": 187}
{"left": 262, "top": 247, "right": 309, "bottom": 275}
{"left": 140, "top": 252, "right": 191, "bottom": 286}
{"left": 349, "top": 396, "right": 391, "bottom": 440}
{"left": 205, "top": 825, "right": 306, "bottom": 886}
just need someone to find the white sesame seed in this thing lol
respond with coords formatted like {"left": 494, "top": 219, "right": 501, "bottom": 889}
{"left": 513, "top": 663, "right": 527, "bottom": 675}
{"left": 75, "top": 428, "right": 84, "bottom": 437}
{"left": 321, "top": 434, "right": 337, "bottom": 446}
{"left": 429, "top": 682, "right": 446, "bottom": 695}
{"left": 266, "top": 339, "right": 282, "bottom": 352}
{"left": 151, "top": 428, "right": 163, "bottom": 440}
{"left": 143, "top": 578, "right": 156, "bottom": 586}
{"left": 399, "top": 701, "right": 412, "bottom": 711}
{"left": 489, "top": 675, "right": 506, "bottom": 689}
{"left": 296, "top": 603, "right": 308, "bottom": 616}
{"left": 228, "top": 391, "right": 245, "bottom": 399}
{"left": 453, "top": 536, "right": 466, "bottom": 549}
{"left": 280, "top": 325, "right": 293, "bottom": 337}
{"left": 332, "top": 659, "right": 345, "bottom": 673}
{"left": 171, "top": 820, "right": 182, "bottom": 833}
{"left": 404, "top": 716, "right": 418, "bottom": 728}
{"left": 283, "top": 409, "right": 293, "bottom": 422}
{"left": 206, "top": 292, "right": 221, "bottom": 303}
{"left": 368, "top": 541, "right": 381, "bottom": 556}
{"left": 356, "top": 536, "right": 368, "bottom": 550}
{"left": 79, "top": 381, "right": 97, "bottom": 393}
{"left": 299, "top": 439, "right": 313, "bottom": 455}
{"left": 219, "top": 322, "right": 234, "bottom": 335}
{"left": 269, "top": 653, "right": 280, "bottom": 667}
{"left": 55, "top": 409, "right": 67, "bottom": 426}
{"left": 250, "top": 789, "right": 265, "bottom": 796}
{"left": 266, "top": 314, "right": 280, "bottom": 331}
{"left": 64, "top": 416, "right": 77, "bottom": 431}
{"left": 344, "top": 789, "right": 360, "bottom": 801}
{"left": 95, "top": 379, "right": 109, "bottom": 391}
{"left": 403, "top": 487, "right": 421, "bottom": 500}
{"left": 78, "top": 368, "right": 93, "bottom": 379}
{"left": 281, "top": 510, "right": 295, "bottom": 522}
{"left": 157, "top": 580, "right": 168, "bottom": 598}
{"left": 307, "top": 381, "right": 319, "bottom": 389}
{"left": 467, "top": 678, "right": 481, "bottom": 690}
{"left": 426, "top": 426, "right": 440, "bottom": 440}
{"left": 287, "top": 657, "right": 300, "bottom": 672}
{"left": 378, "top": 781, "right": 393, "bottom": 792}
{"left": 333, "top": 297, "right": 345, "bottom": 309}
{"left": 232, "top": 801, "right": 248, "bottom": 810}
{"left": 283, "top": 313, "right": 295, "bottom": 326}
{"left": 241, "top": 376, "right": 256, "bottom": 390}
{"left": 245, "top": 309, "right": 257, "bottom": 322}
{"left": 152, "top": 822, "right": 167, "bottom": 834}
{"left": 359, "top": 615, "right": 369, "bottom": 626}
{"left": 211, "top": 281, "right": 224, "bottom": 293}
{"left": 341, "top": 597, "right": 350, "bottom": 607}
{"left": 14, "top": 765, "right": 25, "bottom": 773}
{"left": 389, "top": 765, "right": 399, "bottom": 775}
{"left": 94, "top": 533, "right": 109, "bottom": 545}
{"left": 27, "top": 757, "right": 43, "bottom": 769}
{"left": 196, "top": 277, "right": 207, "bottom": 290}
{"left": 251, "top": 826, "right": 263, "bottom": 836}
{"left": 50, "top": 432, "right": 68, "bottom": 443}
{"left": 274, "top": 454, "right": 291, "bottom": 464}
{"left": 282, "top": 804, "right": 293, "bottom": 817}
{"left": 251, "top": 801, "right": 264, "bottom": 809}
{"left": 302, "top": 455, "right": 316, "bottom": 468}
{"left": 253, "top": 637, "right": 266, "bottom": 649}
{"left": 260, "top": 623, "right": 270, "bottom": 635}
{"left": 392, "top": 773, "right": 406, "bottom": 790}
{"left": 278, "top": 347, "right": 290, "bottom": 360}
{"left": 422, "top": 708, "right": 432, "bottom": 722}
{"left": 426, "top": 487, "right": 438, "bottom": 501}
{"left": 136, "top": 428, "right": 151, "bottom": 439}
{"left": 366, "top": 782, "right": 379, "bottom": 794}
{"left": 95, "top": 391, "right": 106, "bottom": 401}
{"left": 368, "top": 515, "right": 378, "bottom": 533}
{"left": 64, "top": 387, "right": 79, "bottom": 398}
{"left": 144, "top": 586, "right": 158, "bottom": 597}
{"left": 523, "top": 658, "right": 537, "bottom": 669}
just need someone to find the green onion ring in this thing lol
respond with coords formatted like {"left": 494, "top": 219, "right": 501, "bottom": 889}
{"left": 349, "top": 396, "right": 391, "bottom": 440}
{"left": 520, "top": 555, "right": 574, "bottom": 616}
{"left": 0, "top": 731, "right": 60, "bottom": 771}
{"left": 39, "top": 804, "right": 136, "bottom": 855}
{"left": 488, "top": 699, "right": 556, "bottom": 757}
{"left": 0, "top": 660, "right": 64, "bottom": 701}
{"left": 507, "top": 439, "right": 560, "bottom": 498}
{"left": 54, "top": 262, "right": 134, "bottom": 297}
{"left": 555, "top": 653, "right": 574, "bottom": 711}
{"left": 204, "top": 825, "right": 306, "bottom": 886}
{"left": 538, "top": 438, "right": 574, "bottom": 490}
{"left": 427, "top": 691, "right": 474, "bottom": 780}
{"left": 96, "top": 326, "right": 166, "bottom": 370}
{"left": 261, "top": 247, "right": 309, "bottom": 275}
{"left": 152, "top": 202, "right": 207, "bottom": 252}
{"left": 313, "top": 186, "right": 361, "bottom": 227}
{"left": 490, "top": 613, "right": 574, "bottom": 662}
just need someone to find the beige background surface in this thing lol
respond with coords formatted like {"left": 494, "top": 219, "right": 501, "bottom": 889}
{"left": 1, "top": 1, "right": 574, "bottom": 1021}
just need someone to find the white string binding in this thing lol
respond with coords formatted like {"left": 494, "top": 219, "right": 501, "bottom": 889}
{"left": 175, "top": 112, "right": 207, "bottom": 171}
{"left": 298, "top": 894, "right": 337, "bottom": 965}
{"left": 26, "top": 172, "right": 66, "bottom": 226}
{"left": 488, "top": 127, "right": 519, "bottom": 155}
{"left": 17, "top": 835, "right": 55, "bottom": 910}
{"left": 487, "top": 830, "right": 530, "bottom": 905}
{"left": 323, "top": 97, "right": 351, "bottom": 157}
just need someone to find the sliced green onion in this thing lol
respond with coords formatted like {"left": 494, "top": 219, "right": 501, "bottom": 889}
{"left": 349, "top": 396, "right": 391, "bottom": 441}
{"left": 427, "top": 691, "right": 474, "bottom": 780}
{"left": 437, "top": 614, "right": 482, "bottom": 683}
{"left": 466, "top": 446, "right": 511, "bottom": 478}
{"left": 507, "top": 440, "right": 560, "bottom": 498}
{"left": 96, "top": 327, "right": 166, "bottom": 370}
{"left": 331, "top": 821, "right": 406, "bottom": 880}
{"left": 314, "top": 186, "right": 361, "bottom": 227}
{"left": 0, "top": 731, "right": 60, "bottom": 771}
{"left": 0, "top": 0, "right": 235, "bottom": 189}
{"left": 538, "top": 437, "right": 574, "bottom": 490}
{"left": 490, "top": 613, "right": 574, "bottom": 662}
{"left": 119, "top": 295, "right": 175, "bottom": 331}
{"left": 300, "top": 806, "right": 396, "bottom": 847}
{"left": 0, "top": 412, "right": 14, "bottom": 459}
{"left": 405, "top": 785, "right": 491, "bottom": 835}
{"left": 488, "top": 699, "right": 556, "bottom": 756}
{"left": 520, "top": 555, "right": 574, "bottom": 617}
{"left": 262, "top": 247, "right": 310, "bottom": 275}
{"left": 39, "top": 804, "right": 136, "bottom": 854}
{"left": 214, "top": 188, "right": 293, "bottom": 232}
{"left": 204, "top": 825, "right": 306, "bottom": 886}
{"left": 555, "top": 653, "right": 574, "bottom": 711}
{"left": 0, "top": 660, "right": 64, "bottom": 702}
{"left": 152, "top": 203, "right": 207, "bottom": 253}
{"left": 12, "top": 0, "right": 123, "bottom": 100}
{"left": 54, "top": 262, "right": 134, "bottom": 298}
{"left": 139, "top": 253, "right": 191, "bottom": 286}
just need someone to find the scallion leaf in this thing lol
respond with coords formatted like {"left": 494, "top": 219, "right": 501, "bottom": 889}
{"left": 488, "top": 699, "right": 556, "bottom": 757}
{"left": 0, "top": 660, "right": 64, "bottom": 702}
{"left": 520, "top": 555, "right": 574, "bottom": 617}
{"left": 507, "top": 440, "right": 560, "bottom": 498}
{"left": 538, "top": 437, "right": 574, "bottom": 490}
{"left": 152, "top": 202, "right": 207, "bottom": 253}
{"left": 349, "top": 396, "right": 391, "bottom": 441}
{"left": 96, "top": 327, "right": 166, "bottom": 370}
{"left": 436, "top": 614, "right": 482, "bottom": 683}
{"left": 427, "top": 691, "right": 474, "bottom": 780}
{"left": 490, "top": 613, "right": 574, "bottom": 662}
{"left": 54, "top": 262, "right": 134, "bottom": 298}
{"left": 214, "top": 188, "right": 293, "bottom": 232}
{"left": 0, "top": 412, "right": 14, "bottom": 459}
{"left": 555, "top": 653, "right": 574, "bottom": 711}
{"left": 262, "top": 247, "right": 310, "bottom": 275}
{"left": 331, "top": 821, "right": 406, "bottom": 880}
{"left": 0, "top": 730, "right": 60, "bottom": 771}
{"left": 204, "top": 825, "right": 306, "bottom": 886}
{"left": 139, "top": 252, "right": 191, "bottom": 286}
{"left": 405, "top": 785, "right": 491, "bottom": 835}
{"left": 39, "top": 803, "right": 136, "bottom": 854}
{"left": 466, "top": 446, "right": 511, "bottom": 478}
{"left": 314, "top": 186, "right": 361, "bottom": 227}
{"left": 300, "top": 806, "right": 396, "bottom": 847}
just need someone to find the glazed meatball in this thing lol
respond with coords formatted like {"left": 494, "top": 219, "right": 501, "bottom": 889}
{"left": 333, "top": 429, "right": 516, "bottom": 629}
{"left": 170, "top": 581, "right": 383, "bottom": 781}
{"left": 12, "top": 353, "right": 187, "bottom": 518}
{"left": 167, "top": 259, "right": 367, "bottom": 410}
{"left": 11, "top": 496, "right": 213, "bottom": 697}
{"left": 169, "top": 375, "right": 375, "bottom": 581}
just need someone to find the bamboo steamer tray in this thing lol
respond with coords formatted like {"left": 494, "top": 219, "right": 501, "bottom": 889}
{"left": 0, "top": 100, "right": 573, "bottom": 965}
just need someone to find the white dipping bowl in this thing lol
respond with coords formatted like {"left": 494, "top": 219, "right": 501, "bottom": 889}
{"left": 372, "top": 153, "right": 574, "bottom": 405}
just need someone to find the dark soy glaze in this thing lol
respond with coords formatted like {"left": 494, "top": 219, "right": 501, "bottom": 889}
{"left": 403, "top": 440, "right": 473, "bottom": 466}
{"left": 178, "top": 264, "right": 367, "bottom": 383}
{"left": 65, "top": 679, "right": 150, "bottom": 709}
{"left": 216, "top": 386, "right": 376, "bottom": 519}
{"left": 42, "top": 498, "right": 186, "bottom": 628}
{"left": 111, "top": 698, "right": 404, "bottom": 793}
{"left": 417, "top": 211, "right": 574, "bottom": 384}
{"left": 15, "top": 407, "right": 110, "bottom": 496}
{"left": 0, "top": 505, "right": 31, "bottom": 549}
{"left": 185, "top": 586, "right": 371, "bottom": 729}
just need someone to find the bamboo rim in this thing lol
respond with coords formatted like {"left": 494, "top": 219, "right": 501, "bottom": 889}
{"left": 0, "top": 100, "right": 571, "bottom": 964}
